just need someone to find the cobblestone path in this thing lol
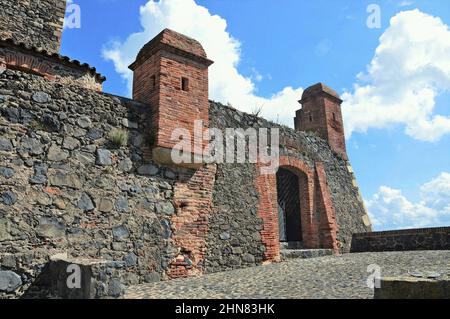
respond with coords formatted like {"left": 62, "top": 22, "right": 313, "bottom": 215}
{"left": 125, "top": 251, "right": 450, "bottom": 299}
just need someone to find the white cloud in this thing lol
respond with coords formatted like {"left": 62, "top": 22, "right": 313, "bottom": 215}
{"left": 102, "top": 0, "right": 303, "bottom": 126}
{"left": 366, "top": 172, "right": 450, "bottom": 230}
{"left": 420, "top": 172, "right": 450, "bottom": 214}
{"left": 399, "top": 1, "right": 414, "bottom": 7}
{"left": 342, "top": 9, "right": 450, "bottom": 142}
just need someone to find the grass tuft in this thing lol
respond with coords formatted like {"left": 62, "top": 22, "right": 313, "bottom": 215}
{"left": 108, "top": 128, "right": 128, "bottom": 147}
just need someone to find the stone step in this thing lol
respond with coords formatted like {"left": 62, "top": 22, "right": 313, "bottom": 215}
{"left": 280, "top": 241, "right": 304, "bottom": 250}
{"left": 280, "top": 249, "right": 334, "bottom": 261}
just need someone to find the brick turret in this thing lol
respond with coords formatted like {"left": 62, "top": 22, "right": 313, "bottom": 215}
{"left": 295, "top": 83, "right": 348, "bottom": 160}
{"left": 129, "top": 29, "right": 213, "bottom": 167}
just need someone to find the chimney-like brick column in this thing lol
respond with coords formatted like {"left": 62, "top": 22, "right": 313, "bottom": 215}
{"left": 129, "top": 29, "right": 213, "bottom": 167}
{"left": 295, "top": 83, "right": 348, "bottom": 160}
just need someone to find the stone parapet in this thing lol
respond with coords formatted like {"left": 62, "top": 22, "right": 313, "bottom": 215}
{"left": 351, "top": 227, "right": 450, "bottom": 252}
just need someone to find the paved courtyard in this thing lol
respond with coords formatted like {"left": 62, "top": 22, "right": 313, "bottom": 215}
{"left": 125, "top": 250, "right": 450, "bottom": 299}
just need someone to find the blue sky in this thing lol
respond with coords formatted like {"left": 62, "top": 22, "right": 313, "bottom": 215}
{"left": 62, "top": 0, "right": 450, "bottom": 231}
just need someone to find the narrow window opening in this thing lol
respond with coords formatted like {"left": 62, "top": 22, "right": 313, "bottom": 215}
{"left": 150, "top": 75, "right": 156, "bottom": 90}
{"left": 309, "top": 115, "right": 313, "bottom": 123}
{"left": 181, "top": 77, "right": 189, "bottom": 91}
{"left": 332, "top": 113, "right": 336, "bottom": 121}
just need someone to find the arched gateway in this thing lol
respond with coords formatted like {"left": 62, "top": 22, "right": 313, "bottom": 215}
{"left": 255, "top": 156, "right": 340, "bottom": 262}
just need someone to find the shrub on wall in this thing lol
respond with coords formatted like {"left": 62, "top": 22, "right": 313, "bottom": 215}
{"left": 108, "top": 128, "right": 128, "bottom": 147}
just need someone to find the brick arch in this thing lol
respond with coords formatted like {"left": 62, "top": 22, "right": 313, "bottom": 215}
{"left": 255, "top": 156, "right": 318, "bottom": 262}
{"left": 4, "top": 51, "right": 53, "bottom": 79}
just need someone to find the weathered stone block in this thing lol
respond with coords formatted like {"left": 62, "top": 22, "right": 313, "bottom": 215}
{"left": 0, "top": 219, "right": 12, "bottom": 242}
{"left": 0, "top": 271, "right": 22, "bottom": 293}
{"left": 96, "top": 149, "right": 112, "bottom": 166}
{"left": 1, "top": 191, "right": 18, "bottom": 205}
{"left": 118, "top": 158, "right": 133, "bottom": 172}
{"left": 123, "top": 253, "right": 137, "bottom": 267}
{"left": 77, "top": 193, "right": 95, "bottom": 212}
{"left": 219, "top": 232, "right": 231, "bottom": 240}
{"left": 77, "top": 116, "right": 92, "bottom": 129}
{"left": 0, "top": 138, "right": 13, "bottom": 152}
{"left": 87, "top": 128, "right": 103, "bottom": 140}
{"left": 72, "top": 151, "right": 95, "bottom": 165}
{"left": 0, "top": 166, "right": 14, "bottom": 178}
{"left": 32, "top": 92, "right": 51, "bottom": 103}
{"left": 97, "top": 198, "right": 114, "bottom": 213}
{"left": 115, "top": 197, "right": 129, "bottom": 213}
{"left": 155, "top": 201, "right": 175, "bottom": 215}
{"left": 375, "top": 275, "right": 450, "bottom": 299}
{"left": 42, "top": 114, "right": 61, "bottom": 131}
{"left": 62, "top": 137, "right": 80, "bottom": 150}
{"left": 137, "top": 164, "right": 159, "bottom": 176}
{"left": 112, "top": 225, "right": 129, "bottom": 241}
{"left": 48, "top": 170, "right": 82, "bottom": 189}
{"left": 36, "top": 218, "right": 66, "bottom": 239}
{"left": 47, "top": 144, "right": 69, "bottom": 161}
{"left": 242, "top": 253, "right": 255, "bottom": 263}
{"left": 20, "top": 137, "right": 44, "bottom": 155}
{"left": 27, "top": 255, "right": 127, "bottom": 299}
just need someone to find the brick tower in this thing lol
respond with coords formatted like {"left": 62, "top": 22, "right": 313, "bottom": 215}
{"left": 0, "top": 0, "right": 67, "bottom": 54}
{"left": 129, "top": 29, "right": 214, "bottom": 167}
{"left": 295, "top": 83, "right": 348, "bottom": 160}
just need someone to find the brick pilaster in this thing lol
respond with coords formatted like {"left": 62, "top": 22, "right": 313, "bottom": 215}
{"left": 166, "top": 164, "right": 217, "bottom": 278}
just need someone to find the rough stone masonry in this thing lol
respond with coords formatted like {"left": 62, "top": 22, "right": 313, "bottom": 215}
{"left": 0, "top": 0, "right": 371, "bottom": 298}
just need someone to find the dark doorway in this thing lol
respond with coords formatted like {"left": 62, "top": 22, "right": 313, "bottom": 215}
{"left": 276, "top": 168, "right": 302, "bottom": 242}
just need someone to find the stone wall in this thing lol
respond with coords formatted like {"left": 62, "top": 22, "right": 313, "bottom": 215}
{"left": 208, "top": 102, "right": 370, "bottom": 261}
{"left": 351, "top": 227, "right": 450, "bottom": 253}
{"left": 0, "top": 69, "right": 184, "bottom": 297}
{"left": 0, "top": 0, "right": 66, "bottom": 54}
{"left": 0, "top": 68, "right": 370, "bottom": 298}
{"left": 205, "top": 161, "right": 265, "bottom": 272}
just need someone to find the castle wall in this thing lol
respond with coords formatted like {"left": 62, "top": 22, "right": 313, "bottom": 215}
{"left": 0, "top": 69, "right": 182, "bottom": 297}
{"left": 0, "top": 69, "right": 370, "bottom": 298}
{"left": 205, "top": 102, "right": 370, "bottom": 270}
{"left": 0, "top": 0, "right": 66, "bottom": 54}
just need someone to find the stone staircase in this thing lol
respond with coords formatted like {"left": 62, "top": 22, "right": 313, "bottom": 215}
{"left": 280, "top": 242, "right": 334, "bottom": 261}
